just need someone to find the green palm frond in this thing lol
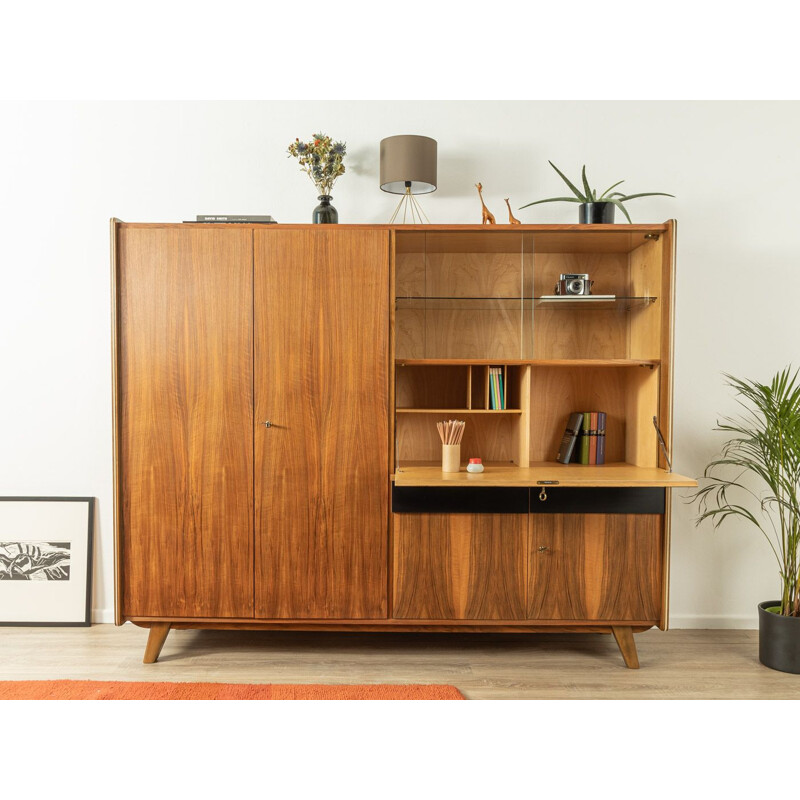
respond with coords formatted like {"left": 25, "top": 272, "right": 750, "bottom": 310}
{"left": 690, "top": 366, "right": 800, "bottom": 616}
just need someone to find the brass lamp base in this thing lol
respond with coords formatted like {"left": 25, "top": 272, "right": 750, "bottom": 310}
{"left": 388, "top": 186, "right": 430, "bottom": 224}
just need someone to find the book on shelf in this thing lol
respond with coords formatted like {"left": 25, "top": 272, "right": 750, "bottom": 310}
{"left": 489, "top": 367, "right": 505, "bottom": 410}
{"left": 497, "top": 368, "right": 504, "bottom": 409}
{"left": 565, "top": 410, "right": 606, "bottom": 465}
{"left": 596, "top": 411, "right": 606, "bottom": 465}
{"left": 194, "top": 214, "right": 277, "bottom": 223}
{"left": 557, "top": 412, "right": 584, "bottom": 464}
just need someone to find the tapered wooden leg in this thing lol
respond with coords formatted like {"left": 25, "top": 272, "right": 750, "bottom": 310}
{"left": 143, "top": 622, "right": 171, "bottom": 664}
{"left": 611, "top": 626, "right": 640, "bottom": 669}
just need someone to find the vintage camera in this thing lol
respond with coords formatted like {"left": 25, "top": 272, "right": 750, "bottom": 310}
{"left": 555, "top": 273, "right": 593, "bottom": 296}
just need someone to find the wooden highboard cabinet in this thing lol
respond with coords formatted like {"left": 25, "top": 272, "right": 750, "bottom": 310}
{"left": 112, "top": 220, "right": 695, "bottom": 668}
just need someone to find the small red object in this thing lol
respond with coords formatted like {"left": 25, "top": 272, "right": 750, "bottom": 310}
{"left": 469, "top": 458, "right": 482, "bottom": 464}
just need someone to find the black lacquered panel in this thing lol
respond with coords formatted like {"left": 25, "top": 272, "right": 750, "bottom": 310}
{"left": 530, "top": 487, "right": 665, "bottom": 514}
{"left": 392, "top": 486, "right": 529, "bottom": 514}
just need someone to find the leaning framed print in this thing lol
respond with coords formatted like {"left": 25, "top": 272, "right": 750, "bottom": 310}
{"left": 0, "top": 497, "right": 94, "bottom": 626}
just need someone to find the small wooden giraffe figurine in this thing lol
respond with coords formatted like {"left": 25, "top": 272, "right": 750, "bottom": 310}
{"left": 475, "top": 183, "right": 496, "bottom": 225}
{"left": 504, "top": 198, "right": 521, "bottom": 225}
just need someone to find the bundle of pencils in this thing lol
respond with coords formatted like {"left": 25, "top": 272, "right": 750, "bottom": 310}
{"left": 437, "top": 419, "right": 465, "bottom": 445}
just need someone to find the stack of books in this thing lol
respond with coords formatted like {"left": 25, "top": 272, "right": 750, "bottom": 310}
{"left": 489, "top": 367, "right": 505, "bottom": 410}
{"left": 556, "top": 411, "right": 606, "bottom": 465}
{"left": 191, "top": 215, "right": 277, "bottom": 224}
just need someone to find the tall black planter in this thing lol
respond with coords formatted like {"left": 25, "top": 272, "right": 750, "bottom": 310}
{"left": 313, "top": 195, "right": 338, "bottom": 224}
{"left": 758, "top": 600, "right": 800, "bottom": 673}
{"left": 579, "top": 202, "right": 615, "bottom": 224}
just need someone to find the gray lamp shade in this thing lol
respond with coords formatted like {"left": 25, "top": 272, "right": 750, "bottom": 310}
{"left": 380, "top": 135, "right": 437, "bottom": 194}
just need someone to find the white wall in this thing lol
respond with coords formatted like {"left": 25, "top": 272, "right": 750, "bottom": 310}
{"left": 1, "top": 100, "right": 798, "bottom": 626}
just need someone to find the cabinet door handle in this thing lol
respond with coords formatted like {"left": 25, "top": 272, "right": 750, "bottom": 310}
{"left": 538, "top": 545, "right": 550, "bottom": 553}
{"left": 263, "top": 420, "right": 272, "bottom": 428}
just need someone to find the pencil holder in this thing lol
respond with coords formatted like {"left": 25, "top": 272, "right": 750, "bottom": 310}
{"left": 442, "top": 444, "right": 461, "bottom": 473}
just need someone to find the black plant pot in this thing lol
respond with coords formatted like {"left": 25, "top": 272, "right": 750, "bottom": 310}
{"left": 313, "top": 195, "right": 338, "bottom": 224}
{"left": 579, "top": 202, "right": 615, "bottom": 224}
{"left": 758, "top": 600, "right": 800, "bottom": 673}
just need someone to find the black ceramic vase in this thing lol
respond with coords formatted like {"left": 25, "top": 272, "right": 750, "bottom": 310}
{"left": 313, "top": 195, "right": 338, "bottom": 224}
{"left": 758, "top": 600, "right": 800, "bottom": 673}
{"left": 579, "top": 202, "right": 615, "bottom": 224}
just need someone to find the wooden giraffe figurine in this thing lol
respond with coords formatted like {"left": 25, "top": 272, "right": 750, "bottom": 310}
{"left": 475, "top": 183, "right": 496, "bottom": 225}
{"left": 505, "top": 198, "right": 521, "bottom": 225}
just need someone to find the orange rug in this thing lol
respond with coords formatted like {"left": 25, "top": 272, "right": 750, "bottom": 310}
{"left": 0, "top": 680, "right": 464, "bottom": 700}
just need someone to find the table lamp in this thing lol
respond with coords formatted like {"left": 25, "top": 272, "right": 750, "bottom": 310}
{"left": 380, "top": 135, "right": 437, "bottom": 223}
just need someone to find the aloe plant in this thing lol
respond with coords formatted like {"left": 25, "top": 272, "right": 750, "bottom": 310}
{"left": 519, "top": 161, "right": 674, "bottom": 222}
{"left": 692, "top": 367, "right": 800, "bottom": 617}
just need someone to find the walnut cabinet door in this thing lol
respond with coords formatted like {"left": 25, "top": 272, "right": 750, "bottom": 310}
{"left": 392, "top": 513, "right": 527, "bottom": 620}
{"left": 253, "top": 229, "right": 390, "bottom": 618}
{"left": 118, "top": 226, "right": 255, "bottom": 618}
{"left": 527, "top": 514, "right": 663, "bottom": 622}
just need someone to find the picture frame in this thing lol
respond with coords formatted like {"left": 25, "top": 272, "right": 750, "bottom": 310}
{"left": 0, "top": 497, "right": 94, "bottom": 626}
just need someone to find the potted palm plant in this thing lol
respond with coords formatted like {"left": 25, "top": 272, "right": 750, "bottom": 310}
{"left": 693, "top": 367, "right": 800, "bottom": 673}
{"left": 519, "top": 161, "right": 673, "bottom": 223}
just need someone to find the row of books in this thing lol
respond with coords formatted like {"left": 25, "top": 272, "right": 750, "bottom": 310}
{"left": 556, "top": 411, "right": 607, "bottom": 465}
{"left": 489, "top": 367, "right": 505, "bottom": 410}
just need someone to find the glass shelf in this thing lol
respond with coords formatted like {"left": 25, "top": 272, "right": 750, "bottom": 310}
{"left": 395, "top": 296, "right": 656, "bottom": 311}
{"left": 534, "top": 296, "right": 656, "bottom": 311}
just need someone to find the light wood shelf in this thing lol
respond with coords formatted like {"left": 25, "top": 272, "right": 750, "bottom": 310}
{"left": 396, "top": 358, "right": 659, "bottom": 368}
{"left": 393, "top": 463, "right": 697, "bottom": 488}
{"left": 396, "top": 408, "right": 522, "bottom": 414}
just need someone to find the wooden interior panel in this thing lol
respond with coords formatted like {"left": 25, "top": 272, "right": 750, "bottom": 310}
{"left": 425, "top": 308, "right": 525, "bottom": 359}
{"left": 396, "top": 413, "right": 521, "bottom": 465}
{"left": 395, "top": 306, "right": 425, "bottom": 359}
{"left": 393, "top": 513, "right": 526, "bottom": 619}
{"left": 425, "top": 253, "right": 528, "bottom": 297}
{"left": 527, "top": 514, "right": 662, "bottom": 620}
{"left": 625, "top": 365, "right": 661, "bottom": 467}
{"left": 118, "top": 226, "right": 254, "bottom": 618}
{"left": 629, "top": 237, "right": 663, "bottom": 361}
{"left": 254, "top": 229, "right": 389, "bottom": 619}
{"left": 395, "top": 251, "right": 425, "bottom": 297}
{"left": 396, "top": 365, "right": 469, "bottom": 408}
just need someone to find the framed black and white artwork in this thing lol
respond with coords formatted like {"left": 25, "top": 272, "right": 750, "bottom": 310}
{"left": 0, "top": 497, "right": 94, "bottom": 626}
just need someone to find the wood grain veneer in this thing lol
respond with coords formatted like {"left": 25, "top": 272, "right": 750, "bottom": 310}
{"left": 392, "top": 513, "right": 527, "bottom": 620}
{"left": 117, "top": 226, "right": 254, "bottom": 619}
{"left": 253, "top": 229, "right": 389, "bottom": 619}
{"left": 527, "top": 514, "right": 662, "bottom": 621}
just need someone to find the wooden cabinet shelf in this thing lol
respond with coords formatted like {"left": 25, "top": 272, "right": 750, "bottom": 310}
{"left": 396, "top": 408, "right": 522, "bottom": 414}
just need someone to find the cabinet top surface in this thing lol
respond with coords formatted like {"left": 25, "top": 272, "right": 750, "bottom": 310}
{"left": 113, "top": 220, "right": 672, "bottom": 233}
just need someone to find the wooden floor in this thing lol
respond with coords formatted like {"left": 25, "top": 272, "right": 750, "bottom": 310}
{"left": 2, "top": 624, "right": 799, "bottom": 699}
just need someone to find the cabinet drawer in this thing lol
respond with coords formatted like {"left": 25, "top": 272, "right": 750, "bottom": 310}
{"left": 530, "top": 487, "right": 665, "bottom": 514}
{"left": 392, "top": 486, "right": 529, "bottom": 514}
